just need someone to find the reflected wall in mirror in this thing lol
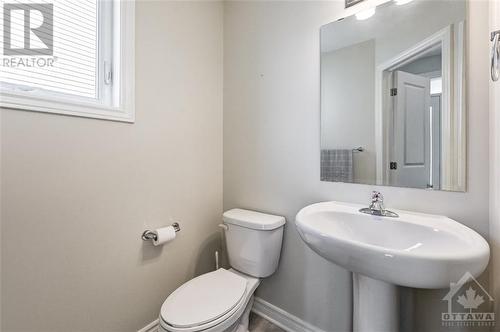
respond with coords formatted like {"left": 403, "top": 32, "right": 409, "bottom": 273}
{"left": 320, "top": 0, "right": 466, "bottom": 191}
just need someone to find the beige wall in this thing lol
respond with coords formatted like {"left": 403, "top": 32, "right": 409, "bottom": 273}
{"left": 0, "top": 1, "right": 223, "bottom": 331}
{"left": 490, "top": 0, "right": 500, "bottom": 326}
{"left": 321, "top": 40, "right": 376, "bottom": 184}
{"left": 223, "top": 1, "right": 490, "bottom": 331}
{"left": 0, "top": 1, "right": 494, "bottom": 332}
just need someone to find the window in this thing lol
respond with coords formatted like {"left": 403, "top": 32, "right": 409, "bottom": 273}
{"left": 0, "top": 0, "right": 135, "bottom": 122}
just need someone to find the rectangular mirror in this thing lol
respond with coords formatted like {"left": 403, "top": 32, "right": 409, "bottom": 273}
{"left": 320, "top": 0, "right": 466, "bottom": 191}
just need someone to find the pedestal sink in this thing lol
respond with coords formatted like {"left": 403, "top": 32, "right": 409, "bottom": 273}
{"left": 295, "top": 201, "right": 490, "bottom": 332}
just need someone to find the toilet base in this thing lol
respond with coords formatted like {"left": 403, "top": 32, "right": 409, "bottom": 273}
{"left": 232, "top": 296, "right": 254, "bottom": 332}
{"left": 213, "top": 296, "right": 254, "bottom": 332}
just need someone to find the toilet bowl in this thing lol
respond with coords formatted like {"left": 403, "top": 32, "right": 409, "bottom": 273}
{"left": 158, "top": 209, "right": 285, "bottom": 332}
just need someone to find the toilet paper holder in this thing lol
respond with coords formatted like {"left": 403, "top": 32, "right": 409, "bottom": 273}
{"left": 142, "top": 222, "right": 181, "bottom": 241}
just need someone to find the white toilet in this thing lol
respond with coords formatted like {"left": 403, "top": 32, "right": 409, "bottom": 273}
{"left": 159, "top": 208, "right": 285, "bottom": 332}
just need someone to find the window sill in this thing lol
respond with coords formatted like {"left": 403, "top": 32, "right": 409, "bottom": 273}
{"left": 0, "top": 90, "right": 135, "bottom": 123}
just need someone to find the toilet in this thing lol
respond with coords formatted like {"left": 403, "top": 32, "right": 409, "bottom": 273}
{"left": 159, "top": 208, "right": 285, "bottom": 332}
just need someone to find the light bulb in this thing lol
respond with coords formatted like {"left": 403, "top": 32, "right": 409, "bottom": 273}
{"left": 395, "top": 0, "right": 414, "bottom": 5}
{"left": 355, "top": 7, "right": 376, "bottom": 20}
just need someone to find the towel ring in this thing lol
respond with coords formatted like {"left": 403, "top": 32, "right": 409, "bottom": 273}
{"left": 491, "top": 30, "right": 500, "bottom": 82}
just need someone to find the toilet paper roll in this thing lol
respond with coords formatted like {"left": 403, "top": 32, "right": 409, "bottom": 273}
{"left": 152, "top": 226, "right": 176, "bottom": 246}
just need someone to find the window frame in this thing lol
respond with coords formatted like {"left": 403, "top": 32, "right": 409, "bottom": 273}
{"left": 0, "top": 0, "right": 135, "bottom": 123}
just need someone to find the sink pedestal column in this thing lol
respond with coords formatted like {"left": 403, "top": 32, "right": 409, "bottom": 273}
{"left": 353, "top": 273, "right": 399, "bottom": 332}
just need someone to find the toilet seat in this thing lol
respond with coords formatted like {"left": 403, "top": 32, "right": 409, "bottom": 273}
{"left": 160, "top": 293, "right": 246, "bottom": 332}
{"left": 160, "top": 269, "right": 248, "bottom": 332}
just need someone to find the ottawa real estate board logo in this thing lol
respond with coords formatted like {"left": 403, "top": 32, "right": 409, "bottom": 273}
{"left": 442, "top": 272, "right": 495, "bottom": 328}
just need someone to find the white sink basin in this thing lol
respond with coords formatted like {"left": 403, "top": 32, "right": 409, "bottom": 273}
{"left": 296, "top": 201, "right": 489, "bottom": 289}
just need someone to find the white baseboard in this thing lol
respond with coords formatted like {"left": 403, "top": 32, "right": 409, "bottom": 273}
{"left": 251, "top": 297, "right": 327, "bottom": 332}
{"left": 137, "top": 319, "right": 159, "bottom": 332}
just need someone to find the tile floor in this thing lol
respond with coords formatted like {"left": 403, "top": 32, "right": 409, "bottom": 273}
{"left": 248, "top": 313, "right": 285, "bottom": 332}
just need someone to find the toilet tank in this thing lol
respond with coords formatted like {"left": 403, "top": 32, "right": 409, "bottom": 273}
{"left": 222, "top": 209, "right": 285, "bottom": 278}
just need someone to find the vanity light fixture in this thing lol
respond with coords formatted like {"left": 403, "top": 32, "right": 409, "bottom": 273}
{"left": 394, "top": 0, "right": 414, "bottom": 5}
{"left": 355, "top": 7, "right": 376, "bottom": 20}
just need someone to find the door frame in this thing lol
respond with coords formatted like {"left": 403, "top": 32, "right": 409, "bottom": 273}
{"left": 374, "top": 25, "right": 463, "bottom": 187}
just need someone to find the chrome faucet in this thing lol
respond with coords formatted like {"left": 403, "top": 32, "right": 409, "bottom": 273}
{"left": 359, "top": 191, "right": 399, "bottom": 218}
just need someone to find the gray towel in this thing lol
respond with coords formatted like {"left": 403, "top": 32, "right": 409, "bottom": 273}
{"left": 321, "top": 149, "right": 353, "bottom": 182}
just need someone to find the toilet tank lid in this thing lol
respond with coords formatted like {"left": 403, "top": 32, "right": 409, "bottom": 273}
{"left": 223, "top": 209, "right": 286, "bottom": 230}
